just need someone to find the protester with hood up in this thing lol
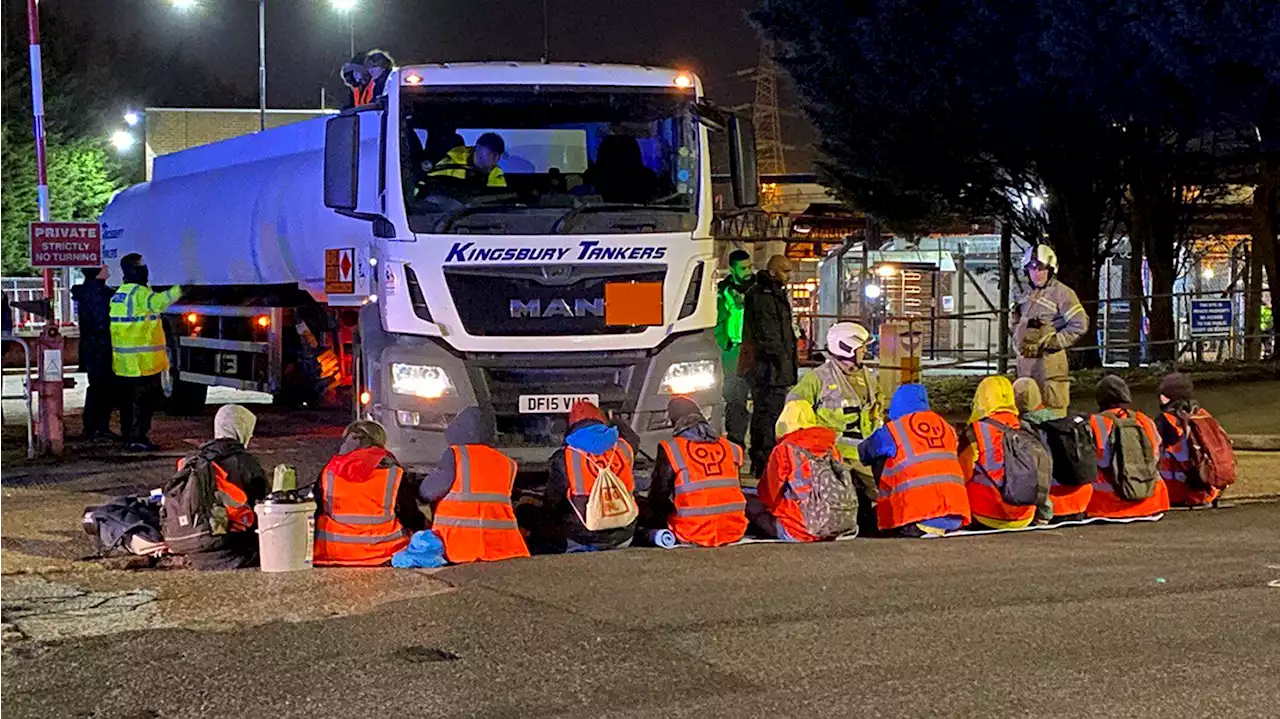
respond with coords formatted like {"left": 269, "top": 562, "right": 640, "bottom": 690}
{"left": 314, "top": 420, "right": 425, "bottom": 566}
{"left": 858, "top": 384, "right": 970, "bottom": 537}
{"left": 1086, "top": 375, "right": 1169, "bottom": 520}
{"left": 643, "top": 397, "right": 747, "bottom": 547}
{"left": 109, "top": 253, "right": 182, "bottom": 452}
{"left": 1014, "top": 377, "right": 1091, "bottom": 521}
{"left": 417, "top": 407, "right": 528, "bottom": 563}
{"left": 542, "top": 401, "right": 637, "bottom": 552}
{"left": 174, "top": 404, "right": 270, "bottom": 570}
{"left": 1155, "top": 373, "right": 1223, "bottom": 507}
{"left": 745, "top": 400, "right": 837, "bottom": 541}
{"left": 72, "top": 266, "right": 119, "bottom": 441}
{"left": 959, "top": 376, "right": 1038, "bottom": 529}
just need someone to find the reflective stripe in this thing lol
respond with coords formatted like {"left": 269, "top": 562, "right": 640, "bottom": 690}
{"left": 432, "top": 516, "right": 519, "bottom": 530}
{"left": 878, "top": 472, "right": 964, "bottom": 500}
{"left": 674, "top": 501, "right": 746, "bottom": 517}
{"left": 114, "top": 344, "right": 167, "bottom": 354}
{"left": 882, "top": 450, "right": 963, "bottom": 478}
{"left": 314, "top": 528, "right": 405, "bottom": 544}
{"left": 111, "top": 314, "right": 161, "bottom": 323}
{"left": 453, "top": 446, "right": 512, "bottom": 503}
{"left": 322, "top": 466, "right": 400, "bottom": 524}
{"left": 674, "top": 477, "right": 742, "bottom": 495}
{"left": 976, "top": 420, "right": 1002, "bottom": 476}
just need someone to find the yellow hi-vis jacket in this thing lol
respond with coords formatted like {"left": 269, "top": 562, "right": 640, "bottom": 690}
{"left": 425, "top": 146, "right": 507, "bottom": 187}
{"left": 109, "top": 283, "right": 182, "bottom": 377}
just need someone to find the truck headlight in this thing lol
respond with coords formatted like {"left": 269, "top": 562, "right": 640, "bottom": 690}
{"left": 391, "top": 363, "right": 455, "bottom": 399}
{"left": 660, "top": 360, "right": 718, "bottom": 395}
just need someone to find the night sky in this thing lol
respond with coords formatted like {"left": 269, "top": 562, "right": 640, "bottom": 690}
{"left": 54, "top": 0, "right": 813, "bottom": 168}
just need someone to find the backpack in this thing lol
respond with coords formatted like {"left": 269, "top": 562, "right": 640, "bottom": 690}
{"left": 1184, "top": 411, "right": 1236, "bottom": 490}
{"left": 571, "top": 451, "right": 639, "bottom": 532}
{"left": 983, "top": 418, "right": 1052, "bottom": 507}
{"left": 1108, "top": 416, "right": 1159, "bottom": 501}
{"left": 161, "top": 447, "right": 233, "bottom": 555}
{"left": 792, "top": 445, "right": 859, "bottom": 539}
{"left": 1038, "top": 413, "right": 1097, "bottom": 486}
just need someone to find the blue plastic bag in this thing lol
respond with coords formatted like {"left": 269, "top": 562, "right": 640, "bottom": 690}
{"left": 391, "top": 530, "right": 448, "bottom": 568}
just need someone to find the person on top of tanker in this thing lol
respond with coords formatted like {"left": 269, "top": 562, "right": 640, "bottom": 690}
{"left": 426, "top": 132, "right": 508, "bottom": 188}
{"left": 1012, "top": 243, "right": 1089, "bottom": 417}
{"left": 341, "top": 49, "right": 395, "bottom": 109}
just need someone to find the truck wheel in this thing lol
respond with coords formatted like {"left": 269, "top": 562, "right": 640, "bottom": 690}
{"left": 162, "top": 365, "right": 209, "bottom": 416}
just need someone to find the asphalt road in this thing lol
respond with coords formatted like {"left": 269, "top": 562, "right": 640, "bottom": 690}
{"left": 4, "top": 502, "right": 1278, "bottom": 719}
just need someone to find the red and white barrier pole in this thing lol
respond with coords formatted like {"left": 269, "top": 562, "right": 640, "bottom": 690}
{"left": 28, "top": 0, "right": 64, "bottom": 453}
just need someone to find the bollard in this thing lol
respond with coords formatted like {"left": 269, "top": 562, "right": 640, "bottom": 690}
{"left": 34, "top": 325, "right": 65, "bottom": 456}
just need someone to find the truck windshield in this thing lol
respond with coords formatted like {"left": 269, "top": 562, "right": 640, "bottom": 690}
{"left": 400, "top": 87, "right": 699, "bottom": 235}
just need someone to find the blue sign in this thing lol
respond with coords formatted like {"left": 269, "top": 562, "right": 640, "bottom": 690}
{"left": 1189, "top": 299, "right": 1233, "bottom": 338}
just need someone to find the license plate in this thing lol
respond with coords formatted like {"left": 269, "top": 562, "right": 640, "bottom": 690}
{"left": 518, "top": 394, "right": 600, "bottom": 414}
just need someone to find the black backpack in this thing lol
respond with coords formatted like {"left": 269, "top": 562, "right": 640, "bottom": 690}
{"left": 1108, "top": 416, "right": 1159, "bottom": 501}
{"left": 161, "top": 447, "right": 232, "bottom": 555}
{"left": 982, "top": 418, "right": 1053, "bottom": 507}
{"left": 1037, "top": 413, "right": 1098, "bottom": 487}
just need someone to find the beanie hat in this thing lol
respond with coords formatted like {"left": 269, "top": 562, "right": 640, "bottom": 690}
{"left": 1096, "top": 375, "right": 1133, "bottom": 411}
{"left": 1159, "top": 372, "right": 1194, "bottom": 403}
{"left": 343, "top": 420, "right": 387, "bottom": 449}
{"left": 569, "top": 400, "right": 605, "bottom": 426}
{"left": 667, "top": 396, "right": 702, "bottom": 424}
{"left": 1012, "top": 377, "right": 1044, "bottom": 415}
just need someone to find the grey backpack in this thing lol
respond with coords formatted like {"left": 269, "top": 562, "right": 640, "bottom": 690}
{"left": 792, "top": 446, "right": 859, "bottom": 539}
{"left": 983, "top": 418, "right": 1052, "bottom": 507}
{"left": 161, "top": 448, "right": 230, "bottom": 555}
{"left": 1109, "top": 416, "right": 1159, "bottom": 500}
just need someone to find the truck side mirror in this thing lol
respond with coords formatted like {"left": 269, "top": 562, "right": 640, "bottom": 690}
{"left": 728, "top": 115, "right": 759, "bottom": 208}
{"left": 323, "top": 115, "right": 360, "bottom": 210}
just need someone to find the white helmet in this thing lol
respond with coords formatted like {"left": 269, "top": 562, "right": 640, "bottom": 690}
{"left": 1022, "top": 244, "right": 1059, "bottom": 272}
{"left": 826, "top": 321, "right": 872, "bottom": 359}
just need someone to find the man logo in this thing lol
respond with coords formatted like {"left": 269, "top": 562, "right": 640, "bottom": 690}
{"left": 509, "top": 298, "right": 605, "bottom": 319}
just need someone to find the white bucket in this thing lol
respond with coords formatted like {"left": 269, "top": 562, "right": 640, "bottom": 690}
{"left": 256, "top": 500, "right": 316, "bottom": 573}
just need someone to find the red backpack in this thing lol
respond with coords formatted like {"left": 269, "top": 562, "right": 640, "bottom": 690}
{"left": 1184, "top": 410, "right": 1236, "bottom": 490}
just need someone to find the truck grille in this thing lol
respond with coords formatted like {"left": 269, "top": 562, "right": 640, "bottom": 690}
{"left": 444, "top": 264, "right": 665, "bottom": 337}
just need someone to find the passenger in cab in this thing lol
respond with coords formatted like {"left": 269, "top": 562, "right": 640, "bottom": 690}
{"left": 314, "top": 421, "right": 426, "bottom": 566}
{"left": 1156, "top": 373, "right": 1232, "bottom": 508}
{"left": 748, "top": 400, "right": 859, "bottom": 542}
{"left": 1086, "top": 376, "right": 1170, "bottom": 520}
{"left": 168, "top": 405, "right": 270, "bottom": 570}
{"left": 1015, "top": 377, "right": 1092, "bottom": 521}
{"left": 858, "top": 384, "right": 970, "bottom": 537}
{"left": 543, "top": 401, "right": 637, "bottom": 552}
{"left": 426, "top": 132, "right": 507, "bottom": 187}
{"left": 418, "top": 407, "right": 529, "bottom": 563}
{"left": 960, "top": 376, "right": 1041, "bottom": 529}
{"left": 644, "top": 397, "right": 748, "bottom": 547}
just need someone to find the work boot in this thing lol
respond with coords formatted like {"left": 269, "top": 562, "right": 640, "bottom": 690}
{"left": 124, "top": 441, "right": 161, "bottom": 453}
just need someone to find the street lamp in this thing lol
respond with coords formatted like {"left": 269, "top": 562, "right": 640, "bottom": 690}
{"left": 123, "top": 110, "right": 140, "bottom": 127}
{"left": 111, "top": 130, "right": 136, "bottom": 153}
{"left": 165, "top": 0, "right": 266, "bottom": 131}
{"left": 331, "top": 0, "right": 357, "bottom": 57}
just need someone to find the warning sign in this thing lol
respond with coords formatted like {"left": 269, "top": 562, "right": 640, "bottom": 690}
{"left": 29, "top": 222, "right": 102, "bottom": 268}
{"left": 325, "top": 248, "right": 355, "bottom": 294}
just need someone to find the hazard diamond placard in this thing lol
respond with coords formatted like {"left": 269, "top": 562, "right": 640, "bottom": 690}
{"left": 325, "top": 247, "right": 355, "bottom": 294}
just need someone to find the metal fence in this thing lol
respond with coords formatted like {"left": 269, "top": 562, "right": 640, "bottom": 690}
{"left": 2, "top": 276, "right": 71, "bottom": 330}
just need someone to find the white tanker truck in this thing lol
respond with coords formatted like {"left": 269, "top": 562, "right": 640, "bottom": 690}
{"left": 100, "top": 62, "right": 759, "bottom": 469}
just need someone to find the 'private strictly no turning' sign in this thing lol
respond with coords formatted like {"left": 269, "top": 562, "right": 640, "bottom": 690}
{"left": 29, "top": 221, "right": 102, "bottom": 268}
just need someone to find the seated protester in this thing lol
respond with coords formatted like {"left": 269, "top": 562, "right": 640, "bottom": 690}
{"left": 314, "top": 421, "right": 426, "bottom": 566}
{"left": 748, "top": 400, "right": 858, "bottom": 542}
{"left": 168, "top": 405, "right": 270, "bottom": 570}
{"left": 1155, "top": 373, "right": 1223, "bottom": 508}
{"left": 1014, "top": 377, "right": 1092, "bottom": 522}
{"left": 1086, "top": 375, "right": 1171, "bottom": 520}
{"left": 857, "top": 384, "right": 970, "bottom": 537}
{"left": 418, "top": 407, "right": 529, "bottom": 563}
{"left": 543, "top": 401, "right": 637, "bottom": 553}
{"left": 643, "top": 397, "right": 748, "bottom": 547}
{"left": 960, "top": 376, "right": 1037, "bottom": 530}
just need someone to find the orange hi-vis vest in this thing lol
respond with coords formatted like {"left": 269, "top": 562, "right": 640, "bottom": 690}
{"left": 175, "top": 456, "right": 254, "bottom": 533}
{"left": 565, "top": 439, "right": 636, "bottom": 503}
{"left": 433, "top": 445, "right": 530, "bottom": 563}
{"left": 659, "top": 436, "right": 747, "bottom": 547}
{"left": 1159, "top": 410, "right": 1220, "bottom": 507}
{"left": 966, "top": 415, "right": 1037, "bottom": 524}
{"left": 313, "top": 448, "right": 410, "bottom": 566}
{"left": 1087, "top": 410, "right": 1170, "bottom": 519}
{"left": 878, "top": 412, "right": 971, "bottom": 531}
